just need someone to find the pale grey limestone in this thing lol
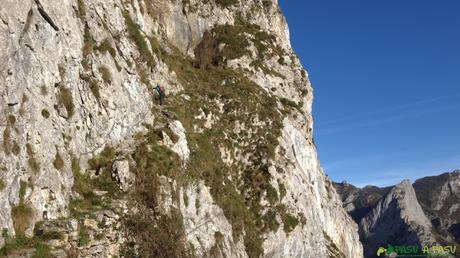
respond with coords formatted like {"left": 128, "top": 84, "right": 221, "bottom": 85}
{"left": 0, "top": 0, "right": 363, "bottom": 257}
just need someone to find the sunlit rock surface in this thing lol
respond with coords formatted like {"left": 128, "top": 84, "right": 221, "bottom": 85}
{"left": 0, "top": 0, "right": 362, "bottom": 257}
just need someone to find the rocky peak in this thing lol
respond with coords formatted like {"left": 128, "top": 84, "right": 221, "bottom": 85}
{"left": 414, "top": 171, "right": 460, "bottom": 212}
{"left": 335, "top": 171, "right": 460, "bottom": 258}
{"left": 413, "top": 171, "right": 460, "bottom": 245}
{"left": 359, "top": 180, "right": 435, "bottom": 257}
{"left": 333, "top": 181, "right": 391, "bottom": 223}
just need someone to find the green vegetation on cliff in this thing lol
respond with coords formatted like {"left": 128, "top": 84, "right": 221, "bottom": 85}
{"left": 128, "top": 29, "right": 299, "bottom": 255}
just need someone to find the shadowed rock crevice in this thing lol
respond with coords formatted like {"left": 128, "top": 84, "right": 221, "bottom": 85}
{"left": 34, "top": 0, "right": 59, "bottom": 31}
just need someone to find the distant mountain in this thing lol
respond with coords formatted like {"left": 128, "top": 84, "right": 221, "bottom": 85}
{"left": 334, "top": 182, "right": 392, "bottom": 223}
{"left": 414, "top": 172, "right": 460, "bottom": 245}
{"left": 334, "top": 170, "right": 460, "bottom": 258}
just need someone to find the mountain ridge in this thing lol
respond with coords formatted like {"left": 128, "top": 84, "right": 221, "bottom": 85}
{"left": 334, "top": 170, "right": 460, "bottom": 258}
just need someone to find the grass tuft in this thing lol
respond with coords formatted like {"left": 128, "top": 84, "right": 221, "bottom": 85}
{"left": 124, "top": 13, "right": 155, "bottom": 67}
{"left": 26, "top": 143, "right": 40, "bottom": 173}
{"left": 99, "top": 66, "right": 112, "bottom": 84}
{"left": 2, "top": 127, "right": 12, "bottom": 155}
{"left": 194, "top": 22, "right": 280, "bottom": 70}
{"left": 12, "top": 141, "right": 20, "bottom": 156}
{"left": 41, "top": 109, "right": 50, "bottom": 119}
{"left": 77, "top": 0, "right": 86, "bottom": 22}
{"left": 266, "top": 184, "right": 279, "bottom": 205}
{"left": 281, "top": 209, "right": 299, "bottom": 233}
{"left": 0, "top": 233, "right": 29, "bottom": 257}
{"left": 32, "top": 242, "right": 51, "bottom": 258}
{"left": 82, "top": 26, "right": 94, "bottom": 57}
{"left": 280, "top": 97, "right": 302, "bottom": 111}
{"left": 70, "top": 151, "right": 121, "bottom": 216}
{"left": 78, "top": 222, "right": 89, "bottom": 247}
{"left": 7, "top": 115, "right": 16, "bottom": 125}
{"left": 53, "top": 150, "right": 64, "bottom": 171}
{"left": 12, "top": 181, "right": 33, "bottom": 235}
{"left": 57, "top": 87, "right": 75, "bottom": 118}
{"left": 216, "top": 0, "right": 238, "bottom": 8}
{"left": 89, "top": 79, "right": 101, "bottom": 101}
{"left": 88, "top": 146, "right": 116, "bottom": 171}
{"left": 98, "top": 38, "right": 116, "bottom": 57}
{"left": 0, "top": 228, "right": 54, "bottom": 258}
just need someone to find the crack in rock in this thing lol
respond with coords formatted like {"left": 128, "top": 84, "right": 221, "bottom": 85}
{"left": 34, "top": 0, "right": 59, "bottom": 31}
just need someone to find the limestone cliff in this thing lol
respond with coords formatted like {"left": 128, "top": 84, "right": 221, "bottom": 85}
{"left": 0, "top": 0, "right": 362, "bottom": 257}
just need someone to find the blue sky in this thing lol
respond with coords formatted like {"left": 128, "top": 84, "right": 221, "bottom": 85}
{"left": 279, "top": 0, "right": 460, "bottom": 187}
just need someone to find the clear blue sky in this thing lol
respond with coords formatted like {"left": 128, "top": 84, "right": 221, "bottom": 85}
{"left": 279, "top": 0, "right": 460, "bottom": 187}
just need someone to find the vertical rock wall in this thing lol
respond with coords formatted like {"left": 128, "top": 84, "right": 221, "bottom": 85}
{"left": 0, "top": 0, "right": 362, "bottom": 257}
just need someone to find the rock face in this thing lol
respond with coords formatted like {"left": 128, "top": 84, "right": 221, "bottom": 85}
{"left": 334, "top": 171, "right": 460, "bottom": 258}
{"left": 413, "top": 171, "right": 460, "bottom": 245}
{"left": 334, "top": 182, "right": 392, "bottom": 223}
{"left": 0, "top": 0, "right": 362, "bottom": 257}
{"left": 359, "top": 180, "right": 436, "bottom": 258}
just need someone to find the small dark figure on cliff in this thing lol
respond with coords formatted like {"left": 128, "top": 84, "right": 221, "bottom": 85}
{"left": 155, "top": 84, "right": 166, "bottom": 105}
